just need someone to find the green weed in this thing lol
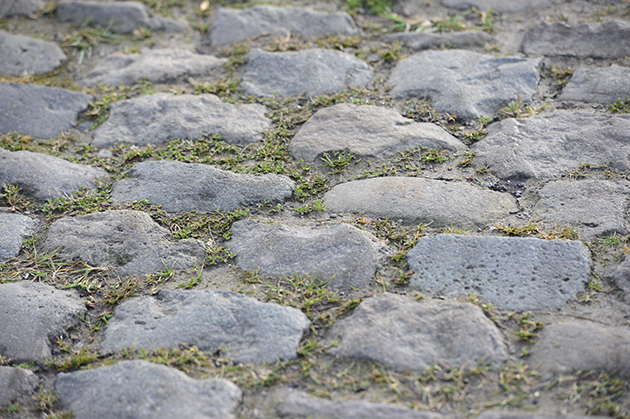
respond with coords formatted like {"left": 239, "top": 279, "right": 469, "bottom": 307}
{"left": 608, "top": 98, "right": 630, "bottom": 114}
{"left": 321, "top": 151, "right": 356, "bottom": 174}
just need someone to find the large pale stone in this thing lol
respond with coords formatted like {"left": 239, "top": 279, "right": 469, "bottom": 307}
{"left": 323, "top": 177, "right": 517, "bottom": 227}
{"left": 0, "top": 31, "right": 66, "bottom": 76}
{"left": 0, "top": 367, "right": 38, "bottom": 408}
{"left": 327, "top": 294, "right": 508, "bottom": 371}
{"left": 289, "top": 104, "right": 465, "bottom": 161}
{"left": 559, "top": 65, "right": 630, "bottom": 104}
{"left": 100, "top": 290, "right": 310, "bottom": 363}
{"left": 407, "top": 235, "right": 592, "bottom": 311}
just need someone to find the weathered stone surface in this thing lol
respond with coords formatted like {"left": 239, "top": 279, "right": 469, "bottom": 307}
{"left": 56, "top": 1, "right": 185, "bottom": 34}
{"left": 289, "top": 104, "right": 465, "bottom": 161}
{"left": 0, "top": 367, "right": 38, "bottom": 408}
{"left": 56, "top": 360, "right": 241, "bottom": 419}
{"left": 472, "top": 111, "right": 630, "bottom": 179}
{"left": 407, "top": 235, "right": 591, "bottom": 311}
{"left": 81, "top": 49, "right": 226, "bottom": 87}
{"left": 389, "top": 50, "right": 540, "bottom": 120}
{"left": 92, "top": 93, "right": 269, "bottom": 148}
{"left": 100, "top": 290, "right": 309, "bottom": 363}
{"left": 611, "top": 256, "right": 630, "bottom": 305}
{"left": 42, "top": 210, "right": 206, "bottom": 277}
{"left": 323, "top": 177, "right": 517, "bottom": 228}
{"left": 0, "top": 0, "right": 42, "bottom": 17}
{"left": 528, "top": 321, "right": 630, "bottom": 376}
{"left": 206, "top": 5, "right": 357, "bottom": 47}
{"left": 228, "top": 220, "right": 391, "bottom": 290}
{"left": 533, "top": 180, "right": 630, "bottom": 241}
{"left": 276, "top": 389, "right": 441, "bottom": 419}
{"left": 0, "top": 82, "right": 91, "bottom": 139}
{"left": 241, "top": 48, "right": 373, "bottom": 98}
{"left": 382, "top": 30, "right": 494, "bottom": 51}
{"left": 112, "top": 160, "right": 295, "bottom": 213}
{"left": 559, "top": 65, "right": 630, "bottom": 104}
{"left": 327, "top": 294, "right": 508, "bottom": 371}
{"left": 522, "top": 21, "right": 630, "bottom": 59}
{"left": 477, "top": 413, "right": 596, "bottom": 419}
{"left": 442, "top": 0, "right": 547, "bottom": 12}
{"left": 0, "top": 211, "right": 37, "bottom": 261}
{"left": 0, "top": 31, "right": 67, "bottom": 76}
{"left": 0, "top": 282, "right": 86, "bottom": 362}
{"left": 0, "top": 148, "right": 107, "bottom": 202}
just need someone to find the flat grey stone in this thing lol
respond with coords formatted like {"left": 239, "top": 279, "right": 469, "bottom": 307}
{"left": 528, "top": 321, "right": 630, "bottom": 376}
{"left": 56, "top": 1, "right": 185, "bottom": 34}
{"left": 522, "top": 21, "right": 630, "bottom": 59}
{"left": 327, "top": 293, "right": 508, "bottom": 371}
{"left": 389, "top": 50, "right": 540, "bottom": 120}
{"left": 0, "top": 366, "right": 38, "bottom": 408}
{"left": 382, "top": 30, "right": 495, "bottom": 51}
{"left": 559, "top": 65, "right": 630, "bottom": 104}
{"left": 0, "top": 82, "right": 91, "bottom": 139}
{"left": 228, "top": 220, "right": 391, "bottom": 290}
{"left": 206, "top": 5, "right": 357, "bottom": 47}
{"left": 289, "top": 104, "right": 465, "bottom": 161}
{"left": 0, "top": 148, "right": 108, "bottom": 202}
{"left": 42, "top": 210, "right": 206, "bottom": 277}
{"left": 472, "top": 111, "right": 630, "bottom": 179}
{"left": 0, "top": 0, "right": 42, "bottom": 17}
{"left": 92, "top": 93, "right": 270, "bottom": 149}
{"left": 81, "top": 49, "right": 225, "bottom": 87}
{"left": 323, "top": 177, "right": 517, "bottom": 228}
{"left": 611, "top": 256, "right": 630, "bottom": 305}
{"left": 407, "top": 235, "right": 591, "bottom": 311}
{"left": 241, "top": 48, "right": 373, "bottom": 98}
{"left": 0, "top": 31, "right": 67, "bottom": 76}
{"left": 0, "top": 211, "right": 37, "bottom": 261}
{"left": 100, "top": 290, "right": 310, "bottom": 363}
{"left": 533, "top": 180, "right": 630, "bottom": 241}
{"left": 276, "top": 389, "right": 441, "bottom": 419}
{"left": 0, "top": 282, "right": 86, "bottom": 362}
{"left": 442, "top": 0, "right": 547, "bottom": 12}
{"left": 112, "top": 160, "right": 295, "bottom": 213}
{"left": 56, "top": 360, "right": 241, "bottom": 419}
{"left": 478, "top": 413, "right": 598, "bottom": 419}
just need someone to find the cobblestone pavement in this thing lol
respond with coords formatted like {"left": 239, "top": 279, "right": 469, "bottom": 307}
{"left": 1, "top": 0, "right": 630, "bottom": 418}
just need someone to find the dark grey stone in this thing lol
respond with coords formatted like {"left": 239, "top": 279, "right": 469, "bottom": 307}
{"left": 442, "top": 0, "right": 547, "bottom": 12}
{"left": 56, "top": 360, "right": 241, "bottom": 419}
{"left": 42, "top": 210, "right": 206, "bottom": 277}
{"left": 100, "top": 290, "right": 309, "bottom": 363}
{"left": 0, "top": 82, "right": 91, "bottom": 139}
{"left": 533, "top": 179, "right": 630, "bottom": 241}
{"left": 327, "top": 294, "right": 508, "bottom": 371}
{"left": 382, "top": 30, "right": 495, "bottom": 51}
{"left": 228, "top": 220, "right": 391, "bottom": 290}
{"left": 81, "top": 49, "right": 226, "bottom": 87}
{"left": 0, "top": 366, "right": 38, "bottom": 408}
{"left": 521, "top": 21, "right": 630, "bottom": 59}
{"left": 611, "top": 256, "right": 630, "bottom": 305}
{"left": 323, "top": 177, "right": 517, "bottom": 228}
{"left": 56, "top": 1, "right": 185, "bottom": 34}
{"left": 112, "top": 160, "right": 295, "bottom": 213}
{"left": 407, "top": 235, "right": 591, "bottom": 311}
{"left": 0, "top": 0, "right": 43, "bottom": 17}
{"left": 559, "top": 65, "right": 630, "bottom": 104}
{"left": 276, "top": 389, "right": 441, "bottom": 419}
{"left": 389, "top": 50, "right": 540, "bottom": 120}
{"left": 0, "top": 148, "right": 108, "bottom": 202}
{"left": 0, "top": 211, "right": 37, "bottom": 261}
{"left": 289, "top": 104, "right": 465, "bottom": 161}
{"left": 206, "top": 5, "right": 357, "bottom": 47}
{"left": 0, "top": 282, "right": 86, "bottom": 362}
{"left": 528, "top": 321, "right": 630, "bottom": 376}
{"left": 0, "top": 31, "right": 67, "bottom": 76}
{"left": 92, "top": 93, "right": 270, "bottom": 148}
{"left": 472, "top": 111, "right": 630, "bottom": 179}
{"left": 241, "top": 48, "right": 373, "bottom": 98}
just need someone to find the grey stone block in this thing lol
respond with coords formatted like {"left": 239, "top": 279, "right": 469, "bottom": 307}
{"left": 0, "top": 0, "right": 43, "bottom": 17}
{"left": 0, "top": 367, "right": 38, "bottom": 408}
{"left": 559, "top": 65, "right": 630, "bottom": 104}
{"left": 0, "top": 31, "right": 67, "bottom": 76}
{"left": 407, "top": 234, "right": 592, "bottom": 311}
{"left": 442, "top": 0, "right": 547, "bottom": 12}
{"left": 0, "top": 211, "right": 37, "bottom": 261}
{"left": 382, "top": 30, "right": 495, "bottom": 51}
